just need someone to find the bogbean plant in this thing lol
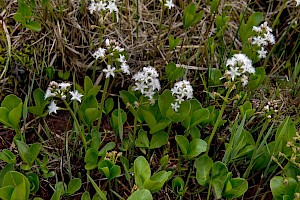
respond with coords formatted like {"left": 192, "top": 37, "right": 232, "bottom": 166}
{"left": 1, "top": 0, "right": 300, "bottom": 199}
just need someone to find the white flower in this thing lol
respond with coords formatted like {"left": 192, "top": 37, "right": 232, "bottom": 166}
{"left": 105, "top": 38, "right": 110, "bottom": 46}
{"left": 95, "top": 1, "right": 107, "bottom": 11}
{"left": 48, "top": 100, "right": 59, "bottom": 115}
{"left": 258, "top": 47, "right": 268, "bottom": 59}
{"left": 92, "top": 48, "right": 106, "bottom": 59}
{"left": 70, "top": 90, "right": 84, "bottom": 103}
{"left": 251, "top": 22, "right": 275, "bottom": 57}
{"left": 224, "top": 53, "right": 254, "bottom": 85}
{"left": 171, "top": 102, "right": 180, "bottom": 112}
{"left": 165, "top": 0, "right": 175, "bottom": 9}
{"left": 44, "top": 88, "right": 56, "bottom": 99}
{"left": 264, "top": 32, "right": 275, "bottom": 45}
{"left": 133, "top": 66, "right": 160, "bottom": 99}
{"left": 296, "top": 0, "right": 300, "bottom": 6}
{"left": 134, "top": 82, "right": 148, "bottom": 93}
{"left": 113, "top": 46, "right": 124, "bottom": 52}
{"left": 103, "top": 65, "right": 116, "bottom": 78}
{"left": 225, "top": 67, "right": 241, "bottom": 81}
{"left": 171, "top": 80, "right": 193, "bottom": 108}
{"left": 88, "top": 2, "right": 97, "bottom": 14}
{"left": 118, "top": 54, "right": 126, "bottom": 63}
{"left": 106, "top": 1, "right": 118, "bottom": 13}
{"left": 252, "top": 26, "right": 262, "bottom": 33}
{"left": 241, "top": 75, "right": 249, "bottom": 86}
{"left": 121, "top": 62, "right": 130, "bottom": 75}
{"left": 58, "top": 82, "right": 72, "bottom": 90}
{"left": 252, "top": 36, "right": 268, "bottom": 46}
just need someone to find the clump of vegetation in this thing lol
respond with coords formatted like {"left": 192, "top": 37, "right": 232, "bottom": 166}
{"left": 0, "top": 0, "right": 300, "bottom": 199}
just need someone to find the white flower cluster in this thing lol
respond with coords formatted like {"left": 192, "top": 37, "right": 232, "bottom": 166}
{"left": 132, "top": 66, "right": 161, "bottom": 99}
{"left": 44, "top": 81, "right": 83, "bottom": 114}
{"left": 171, "top": 80, "right": 193, "bottom": 112}
{"left": 251, "top": 22, "right": 275, "bottom": 59}
{"left": 88, "top": 0, "right": 118, "bottom": 14}
{"left": 165, "top": 0, "right": 175, "bottom": 9}
{"left": 224, "top": 53, "right": 255, "bottom": 86}
{"left": 92, "top": 39, "right": 130, "bottom": 78}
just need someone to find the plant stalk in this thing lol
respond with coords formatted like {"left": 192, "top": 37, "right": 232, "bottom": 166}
{"left": 205, "top": 86, "right": 232, "bottom": 155}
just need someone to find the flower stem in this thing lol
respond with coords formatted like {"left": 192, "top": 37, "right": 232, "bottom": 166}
{"left": 63, "top": 99, "right": 87, "bottom": 151}
{"left": 205, "top": 86, "right": 232, "bottom": 155}
{"left": 97, "top": 77, "right": 110, "bottom": 132}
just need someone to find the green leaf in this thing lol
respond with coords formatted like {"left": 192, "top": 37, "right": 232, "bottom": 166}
{"left": 2, "top": 171, "right": 30, "bottom": 200}
{"left": 165, "top": 63, "right": 185, "bottom": 82}
{"left": 195, "top": 155, "right": 213, "bottom": 186}
{"left": 15, "top": 140, "right": 30, "bottom": 164}
{"left": 135, "top": 130, "right": 150, "bottom": 148}
{"left": 159, "top": 155, "right": 169, "bottom": 169}
{"left": 189, "top": 108, "right": 210, "bottom": 128}
{"left": 99, "top": 142, "right": 116, "bottom": 157}
{"left": 128, "top": 189, "right": 152, "bottom": 200}
{"left": 109, "top": 165, "right": 121, "bottom": 180}
{"left": 168, "top": 36, "right": 181, "bottom": 51}
{"left": 183, "top": 3, "right": 196, "bottom": 29}
{"left": 27, "top": 173, "right": 39, "bottom": 193}
{"left": 270, "top": 176, "right": 297, "bottom": 200}
{"left": 110, "top": 109, "right": 126, "bottom": 134}
{"left": 239, "top": 101, "right": 255, "bottom": 119}
{"left": 46, "top": 66, "right": 55, "bottom": 80}
{"left": 172, "top": 177, "right": 185, "bottom": 195}
{"left": 120, "top": 90, "right": 140, "bottom": 119}
{"left": 1, "top": 94, "right": 22, "bottom": 111}
{"left": 158, "top": 90, "right": 175, "bottom": 116}
{"left": 210, "top": 0, "right": 220, "bottom": 14}
{"left": 208, "top": 68, "right": 222, "bottom": 86}
{"left": 0, "top": 164, "right": 15, "bottom": 187}
{"left": 28, "top": 143, "right": 42, "bottom": 165}
{"left": 18, "top": 2, "right": 32, "bottom": 19}
{"left": 223, "top": 178, "right": 248, "bottom": 198}
{"left": 0, "top": 185, "right": 14, "bottom": 200}
{"left": 84, "top": 76, "right": 94, "bottom": 93}
{"left": 247, "top": 12, "right": 264, "bottom": 27}
{"left": 187, "top": 139, "right": 207, "bottom": 158}
{"left": 51, "top": 190, "right": 62, "bottom": 200}
{"left": 84, "top": 147, "right": 98, "bottom": 170}
{"left": 171, "top": 101, "right": 191, "bottom": 123}
{"left": 90, "top": 128, "right": 101, "bottom": 150}
{"left": 141, "top": 109, "right": 156, "bottom": 128}
{"left": 0, "top": 149, "right": 16, "bottom": 164}
{"left": 28, "top": 88, "right": 47, "bottom": 116}
{"left": 0, "top": 107, "right": 11, "bottom": 127}
{"left": 149, "top": 131, "right": 168, "bottom": 149}
{"left": 143, "top": 171, "right": 172, "bottom": 193}
{"left": 81, "top": 191, "right": 91, "bottom": 200}
{"left": 149, "top": 118, "right": 171, "bottom": 134}
{"left": 79, "top": 95, "right": 99, "bottom": 126}
{"left": 211, "top": 162, "right": 229, "bottom": 199}
{"left": 211, "top": 179, "right": 225, "bottom": 199}
{"left": 98, "top": 161, "right": 112, "bottom": 178}
{"left": 248, "top": 67, "right": 266, "bottom": 91}
{"left": 87, "top": 174, "right": 107, "bottom": 200}
{"left": 175, "top": 135, "right": 189, "bottom": 155}
{"left": 104, "top": 98, "right": 114, "bottom": 114}
{"left": 134, "top": 156, "right": 151, "bottom": 188}
{"left": 67, "top": 178, "right": 82, "bottom": 195}
{"left": 14, "top": 13, "right": 26, "bottom": 24}
{"left": 25, "top": 21, "right": 42, "bottom": 31}
{"left": 8, "top": 103, "right": 22, "bottom": 128}
{"left": 85, "top": 108, "right": 100, "bottom": 125}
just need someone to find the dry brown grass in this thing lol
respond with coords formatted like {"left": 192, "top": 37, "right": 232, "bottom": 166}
{"left": 1, "top": 0, "right": 300, "bottom": 199}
